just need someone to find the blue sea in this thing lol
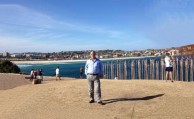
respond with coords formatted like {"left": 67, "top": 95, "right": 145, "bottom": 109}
{"left": 18, "top": 61, "right": 87, "bottom": 78}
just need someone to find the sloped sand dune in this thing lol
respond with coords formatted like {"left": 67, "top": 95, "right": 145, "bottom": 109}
{"left": 0, "top": 74, "right": 194, "bottom": 119}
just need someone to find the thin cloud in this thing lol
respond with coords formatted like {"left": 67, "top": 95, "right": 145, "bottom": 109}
{"left": 0, "top": 4, "right": 122, "bottom": 40}
{"left": 0, "top": 4, "right": 124, "bottom": 52}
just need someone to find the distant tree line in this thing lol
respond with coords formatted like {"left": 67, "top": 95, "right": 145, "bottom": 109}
{"left": 0, "top": 60, "right": 20, "bottom": 73}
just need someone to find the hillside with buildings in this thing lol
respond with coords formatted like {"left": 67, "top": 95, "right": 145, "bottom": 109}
{"left": 178, "top": 44, "right": 194, "bottom": 55}
{"left": 0, "top": 44, "right": 193, "bottom": 61}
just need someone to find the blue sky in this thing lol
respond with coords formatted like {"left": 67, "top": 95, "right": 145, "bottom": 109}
{"left": 0, "top": 0, "right": 194, "bottom": 53}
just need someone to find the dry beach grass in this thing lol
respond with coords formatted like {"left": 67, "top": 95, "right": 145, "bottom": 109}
{"left": 0, "top": 73, "right": 194, "bottom": 119}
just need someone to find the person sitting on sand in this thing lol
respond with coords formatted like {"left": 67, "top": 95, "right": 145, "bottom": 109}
{"left": 56, "top": 66, "right": 61, "bottom": 81}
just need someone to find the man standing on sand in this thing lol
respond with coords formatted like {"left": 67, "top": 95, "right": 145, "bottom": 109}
{"left": 85, "top": 51, "right": 104, "bottom": 105}
{"left": 56, "top": 66, "right": 61, "bottom": 81}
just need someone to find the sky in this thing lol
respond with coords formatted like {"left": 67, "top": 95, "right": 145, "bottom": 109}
{"left": 0, "top": 0, "right": 194, "bottom": 53}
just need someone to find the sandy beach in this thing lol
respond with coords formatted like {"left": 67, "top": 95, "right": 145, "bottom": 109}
{"left": 0, "top": 73, "right": 194, "bottom": 119}
{"left": 12, "top": 56, "right": 151, "bottom": 65}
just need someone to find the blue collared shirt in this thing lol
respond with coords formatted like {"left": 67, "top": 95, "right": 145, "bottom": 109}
{"left": 85, "top": 58, "right": 103, "bottom": 75}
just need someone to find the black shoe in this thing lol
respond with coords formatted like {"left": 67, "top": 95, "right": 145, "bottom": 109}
{"left": 89, "top": 100, "right": 95, "bottom": 103}
{"left": 97, "top": 101, "right": 104, "bottom": 105}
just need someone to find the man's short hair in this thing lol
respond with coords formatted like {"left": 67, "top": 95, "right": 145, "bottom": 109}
{"left": 166, "top": 52, "right": 170, "bottom": 56}
{"left": 90, "top": 50, "right": 96, "bottom": 55}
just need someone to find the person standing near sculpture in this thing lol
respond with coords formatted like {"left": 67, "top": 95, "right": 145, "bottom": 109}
{"left": 165, "top": 52, "right": 174, "bottom": 82}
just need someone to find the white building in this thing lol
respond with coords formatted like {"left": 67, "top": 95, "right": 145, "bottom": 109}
{"left": 3, "top": 51, "right": 9, "bottom": 57}
{"left": 10, "top": 53, "right": 23, "bottom": 58}
{"left": 0, "top": 53, "right": 3, "bottom": 57}
{"left": 168, "top": 49, "right": 179, "bottom": 56}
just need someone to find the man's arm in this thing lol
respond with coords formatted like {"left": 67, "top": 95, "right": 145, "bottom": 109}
{"left": 85, "top": 61, "right": 88, "bottom": 76}
{"left": 99, "top": 62, "right": 103, "bottom": 78}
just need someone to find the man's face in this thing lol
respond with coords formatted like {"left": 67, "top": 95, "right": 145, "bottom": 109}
{"left": 90, "top": 51, "right": 95, "bottom": 59}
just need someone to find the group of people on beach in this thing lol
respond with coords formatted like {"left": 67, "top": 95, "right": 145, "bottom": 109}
{"left": 30, "top": 69, "right": 43, "bottom": 81}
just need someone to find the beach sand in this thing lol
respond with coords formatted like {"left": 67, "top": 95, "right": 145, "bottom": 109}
{"left": 0, "top": 73, "right": 194, "bottom": 119}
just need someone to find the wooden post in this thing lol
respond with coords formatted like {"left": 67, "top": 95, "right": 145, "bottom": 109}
{"left": 131, "top": 60, "right": 135, "bottom": 79}
{"left": 161, "top": 59, "right": 164, "bottom": 80}
{"left": 103, "top": 64, "right": 105, "bottom": 78}
{"left": 118, "top": 62, "right": 121, "bottom": 79}
{"left": 176, "top": 58, "right": 179, "bottom": 81}
{"left": 106, "top": 63, "right": 108, "bottom": 79}
{"left": 153, "top": 60, "right": 155, "bottom": 80}
{"left": 124, "top": 61, "right": 127, "bottom": 79}
{"left": 142, "top": 60, "right": 144, "bottom": 79}
{"left": 191, "top": 59, "right": 193, "bottom": 82}
{"left": 185, "top": 59, "right": 188, "bottom": 82}
{"left": 108, "top": 63, "right": 110, "bottom": 79}
{"left": 138, "top": 60, "right": 141, "bottom": 79}
{"left": 121, "top": 62, "right": 123, "bottom": 80}
{"left": 117, "top": 61, "right": 119, "bottom": 79}
{"left": 180, "top": 60, "right": 183, "bottom": 81}
{"left": 104, "top": 63, "right": 106, "bottom": 79}
{"left": 111, "top": 62, "right": 113, "bottom": 79}
{"left": 150, "top": 59, "right": 154, "bottom": 80}
{"left": 144, "top": 60, "right": 148, "bottom": 80}
{"left": 106, "top": 63, "right": 109, "bottom": 79}
{"left": 148, "top": 63, "right": 150, "bottom": 80}
{"left": 173, "top": 58, "right": 176, "bottom": 81}
{"left": 156, "top": 61, "right": 159, "bottom": 80}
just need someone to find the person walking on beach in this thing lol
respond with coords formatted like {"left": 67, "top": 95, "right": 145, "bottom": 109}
{"left": 56, "top": 66, "right": 61, "bottom": 81}
{"left": 165, "top": 52, "right": 174, "bottom": 82}
{"left": 80, "top": 66, "right": 84, "bottom": 79}
{"left": 85, "top": 51, "right": 104, "bottom": 105}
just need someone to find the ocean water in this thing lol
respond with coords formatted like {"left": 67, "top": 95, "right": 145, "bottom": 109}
{"left": 19, "top": 61, "right": 86, "bottom": 78}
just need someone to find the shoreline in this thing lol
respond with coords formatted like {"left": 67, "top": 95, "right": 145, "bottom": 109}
{"left": 12, "top": 56, "right": 154, "bottom": 65}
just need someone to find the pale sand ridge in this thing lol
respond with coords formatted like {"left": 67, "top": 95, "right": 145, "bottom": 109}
{"left": 12, "top": 56, "right": 154, "bottom": 65}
